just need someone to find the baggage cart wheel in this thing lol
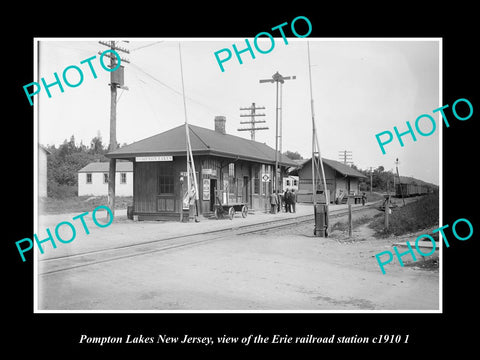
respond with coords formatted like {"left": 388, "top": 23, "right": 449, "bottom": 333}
{"left": 214, "top": 207, "right": 221, "bottom": 219}
{"left": 241, "top": 205, "right": 248, "bottom": 218}
{"left": 228, "top": 207, "right": 235, "bottom": 220}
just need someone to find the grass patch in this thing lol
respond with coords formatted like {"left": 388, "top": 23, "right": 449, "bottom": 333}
{"left": 39, "top": 196, "right": 133, "bottom": 214}
{"left": 369, "top": 193, "right": 439, "bottom": 237}
{"left": 330, "top": 215, "right": 373, "bottom": 233}
{"left": 365, "top": 191, "right": 387, "bottom": 203}
{"left": 404, "top": 257, "right": 439, "bottom": 271}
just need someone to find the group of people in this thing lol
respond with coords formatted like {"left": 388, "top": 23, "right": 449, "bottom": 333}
{"left": 269, "top": 189, "right": 297, "bottom": 214}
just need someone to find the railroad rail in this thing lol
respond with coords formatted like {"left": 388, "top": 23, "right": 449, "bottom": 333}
{"left": 38, "top": 202, "right": 381, "bottom": 276}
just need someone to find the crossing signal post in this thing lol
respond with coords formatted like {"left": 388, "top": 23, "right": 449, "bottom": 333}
{"left": 306, "top": 42, "right": 329, "bottom": 237}
{"left": 259, "top": 71, "right": 296, "bottom": 193}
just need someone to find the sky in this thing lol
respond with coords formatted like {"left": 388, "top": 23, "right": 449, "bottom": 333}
{"left": 36, "top": 38, "right": 440, "bottom": 185}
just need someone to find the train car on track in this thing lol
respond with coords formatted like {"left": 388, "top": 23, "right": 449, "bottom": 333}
{"left": 395, "top": 183, "right": 431, "bottom": 197}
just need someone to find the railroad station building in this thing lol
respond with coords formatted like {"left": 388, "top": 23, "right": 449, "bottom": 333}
{"left": 289, "top": 157, "right": 367, "bottom": 204}
{"left": 106, "top": 116, "right": 297, "bottom": 220}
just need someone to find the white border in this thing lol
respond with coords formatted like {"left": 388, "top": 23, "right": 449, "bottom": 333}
{"left": 33, "top": 37, "right": 443, "bottom": 314}
{"left": 33, "top": 38, "right": 39, "bottom": 312}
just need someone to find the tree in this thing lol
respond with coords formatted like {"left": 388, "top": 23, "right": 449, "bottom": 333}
{"left": 45, "top": 133, "right": 109, "bottom": 198}
{"left": 355, "top": 165, "right": 395, "bottom": 192}
{"left": 57, "top": 135, "right": 77, "bottom": 159}
{"left": 283, "top": 150, "right": 303, "bottom": 160}
{"left": 90, "top": 132, "right": 105, "bottom": 155}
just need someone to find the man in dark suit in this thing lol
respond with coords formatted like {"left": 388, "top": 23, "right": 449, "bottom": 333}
{"left": 284, "top": 189, "right": 291, "bottom": 213}
{"left": 291, "top": 189, "right": 297, "bottom": 213}
{"left": 270, "top": 191, "right": 278, "bottom": 214}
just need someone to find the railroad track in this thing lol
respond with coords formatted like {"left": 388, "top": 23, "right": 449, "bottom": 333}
{"left": 38, "top": 202, "right": 380, "bottom": 276}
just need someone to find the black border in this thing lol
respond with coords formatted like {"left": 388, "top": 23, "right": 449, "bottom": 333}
{"left": 7, "top": 5, "right": 478, "bottom": 355}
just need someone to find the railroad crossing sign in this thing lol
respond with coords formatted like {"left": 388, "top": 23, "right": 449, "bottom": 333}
{"left": 261, "top": 173, "right": 271, "bottom": 182}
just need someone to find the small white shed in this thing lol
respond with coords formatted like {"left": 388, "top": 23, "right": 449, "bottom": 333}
{"left": 78, "top": 161, "right": 133, "bottom": 196}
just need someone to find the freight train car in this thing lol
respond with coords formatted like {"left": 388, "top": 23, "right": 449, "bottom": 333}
{"left": 395, "top": 183, "right": 430, "bottom": 197}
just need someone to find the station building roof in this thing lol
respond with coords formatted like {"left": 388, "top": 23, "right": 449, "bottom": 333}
{"left": 293, "top": 157, "right": 367, "bottom": 178}
{"left": 78, "top": 161, "right": 133, "bottom": 173}
{"left": 106, "top": 124, "right": 298, "bottom": 167}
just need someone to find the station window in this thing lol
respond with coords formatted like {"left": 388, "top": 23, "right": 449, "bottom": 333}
{"left": 254, "top": 178, "right": 260, "bottom": 194}
{"left": 103, "top": 173, "right": 109, "bottom": 184}
{"left": 86, "top": 173, "right": 92, "bottom": 184}
{"left": 158, "top": 166, "right": 174, "bottom": 194}
{"left": 253, "top": 165, "right": 260, "bottom": 194}
{"left": 158, "top": 175, "right": 174, "bottom": 194}
{"left": 262, "top": 181, "right": 268, "bottom": 196}
{"left": 120, "top": 172, "right": 127, "bottom": 184}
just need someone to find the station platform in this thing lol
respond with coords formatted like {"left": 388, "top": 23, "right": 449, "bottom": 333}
{"left": 36, "top": 202, "right": 375, "bottom": 261}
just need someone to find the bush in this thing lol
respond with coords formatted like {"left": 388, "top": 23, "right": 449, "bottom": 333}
{"left": 47, "top": 182, "right": 77, "bottom": 198}
{"left": 369, "top": 193, "right": 439, "bottom": 237}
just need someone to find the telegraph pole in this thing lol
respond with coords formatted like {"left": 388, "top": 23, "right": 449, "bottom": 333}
{"left": 238, "top": 103, "right": 268, "bottom": 140}
{"left": 338, "top": 150, "right": 353, "bottom": 165}
{"left": 99, "top": 41, "right": 130, "bottom": 219}
{"left": 259, "top": 71, "right": 296, "bottom": 193}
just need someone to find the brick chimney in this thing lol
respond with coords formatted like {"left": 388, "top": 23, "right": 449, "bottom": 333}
{"left": 214, "top": 116, "right": 226, "bottom": 135}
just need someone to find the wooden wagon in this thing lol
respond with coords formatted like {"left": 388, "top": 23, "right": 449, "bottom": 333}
{"left": 213, "top": 190, "right": 248, "bottom": 220}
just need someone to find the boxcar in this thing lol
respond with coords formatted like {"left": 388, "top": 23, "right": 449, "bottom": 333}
{"left": 396, "top": 183, "right": 429, "bottom": 197}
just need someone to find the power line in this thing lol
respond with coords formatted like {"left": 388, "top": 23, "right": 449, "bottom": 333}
{"left": 130, "top": 41, "right": 164, "bottom": 52}
{"left": 130, "top": 63, "right": 221, "bottom": 115}
{"left": 130, "top": 63, "right": 183, "bottom": 96}
{"left": 129, "top": 63, "right": 258, "bottom": 133}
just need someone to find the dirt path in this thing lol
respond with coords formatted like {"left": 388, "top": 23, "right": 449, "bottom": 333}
{"left": 38, "top": 209, "right": 439, "bottom": 311}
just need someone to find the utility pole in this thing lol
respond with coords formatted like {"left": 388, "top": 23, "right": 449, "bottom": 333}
{"left": 238, "top": 103, "right": 268, "bottom": 141}
{"left": 99, "top": 41, "right": 130, "bottom": 219}
{"left": 338, "top": 150, "right": 353, "bottom": 165}
{"left": 259, "top": 71, "right": 296, "bottom": 193}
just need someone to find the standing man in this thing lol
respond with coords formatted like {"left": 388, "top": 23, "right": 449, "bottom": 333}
{"left": 270, "top": 190, "right": 278, "bottom": 214}
{"left": 285, "top": 189, "right": 291, "bottom": 213}
{"left": 189, "top": 185, "right": 199, "bottom": 222}
{"left": 361, "top": 192, "right": 367, "bottom": 206}
{"left": 291, "top": 189, "right": 297, "bottom": 213}
{"left": 276, "top": 190, "right": 282, "bottom": 213}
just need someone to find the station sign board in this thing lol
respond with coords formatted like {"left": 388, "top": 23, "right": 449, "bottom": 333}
{"left": 202, "top": 168, "right": 217, "bottom": 176}
{"left": 136, "top": 156, "right": 173, "bottom": 162}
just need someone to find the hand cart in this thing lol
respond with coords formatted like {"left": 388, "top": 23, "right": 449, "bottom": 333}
{"left": 213, "top": 190, "right": 248, "bottom": 220}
